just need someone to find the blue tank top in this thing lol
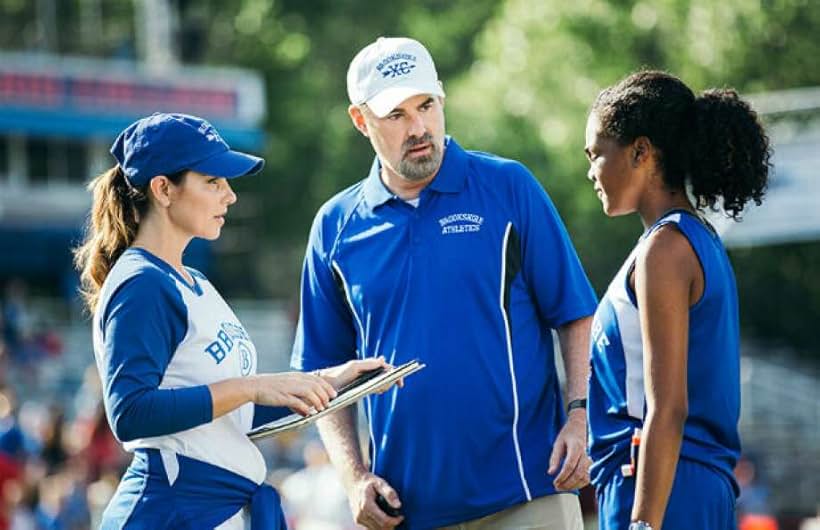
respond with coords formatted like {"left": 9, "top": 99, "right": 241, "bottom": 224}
{"left": 588, "top": 210, "right": 741, "bottom": 493}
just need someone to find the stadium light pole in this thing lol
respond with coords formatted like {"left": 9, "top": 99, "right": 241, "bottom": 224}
{"left": 134, "top": 0, "right": 180, "bottom": 72}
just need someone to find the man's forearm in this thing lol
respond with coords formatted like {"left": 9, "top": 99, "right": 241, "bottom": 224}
{"left": 316, "top": 405, "right": 368, "bottom": 490}
{"left": 557, "top": 316, "right": 592, "bottom": 402}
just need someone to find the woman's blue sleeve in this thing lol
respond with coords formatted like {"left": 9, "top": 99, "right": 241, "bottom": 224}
{"left": 100, "top": 272, "right": 212, "bottom": 442}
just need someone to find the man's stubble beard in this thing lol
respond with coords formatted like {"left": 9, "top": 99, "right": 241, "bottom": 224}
{"left": 398, "top": 133, "right": 443, "bottom": 182}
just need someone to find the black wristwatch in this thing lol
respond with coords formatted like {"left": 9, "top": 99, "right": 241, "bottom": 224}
{"left": 566, "top": 398, "right": 587, "bottom": 413}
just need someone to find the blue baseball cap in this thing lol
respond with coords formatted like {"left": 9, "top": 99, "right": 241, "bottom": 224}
{"left": 110, "top": 113, "right": 265, "bottom": 187}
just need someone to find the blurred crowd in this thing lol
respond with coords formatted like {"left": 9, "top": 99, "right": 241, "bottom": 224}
{"left": 0, "top": 275, "right": 124, "bottom": 529}
{"left": 1, "top": 279, "right": 63, "bottom": 373}
{"left": 0, "top": 278, "right": 817, "bottom": 530}
{"left": 0, "top": 278, "right": 358, "bottom": 530}
{"left": 0, "top": 370, "right": 121, "bottom": 530}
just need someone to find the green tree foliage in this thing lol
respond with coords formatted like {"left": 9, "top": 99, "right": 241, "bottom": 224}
{"left": 448, "top": 0, "right": 820, "bottom": 356}
{"left": 0, "top": 0, "right": 135, "bottom": 55}
{"left": 179, "top": 0, "right": 499, "bottom": 294}
{"left": 1, "top": 0, "right": 816, "bottom": 355}
{"left": 186, "top": 0, "right": 500, "bottom": 234}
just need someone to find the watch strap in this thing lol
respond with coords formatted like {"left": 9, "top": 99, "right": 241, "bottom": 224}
{"left": 566, "top": 398, "right": 587, "bottom": 413}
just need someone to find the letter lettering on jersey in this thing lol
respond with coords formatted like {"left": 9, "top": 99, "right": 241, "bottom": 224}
{"left": 591, "top": 317, "right": 610, "bottom": 352}
{"left": 221, "top": 322, "right": 250, "bottom": 342}
{"left": 217, "top": 329, "right": 234, "bottom": 352}
{"left": 206, "top": 341, "right": 227, "bottom": 363}
{"left": 438, "top": 212, "right": 484, "bottom": 235}
{"left": 237, "top": 343, "right": 252, "bottom": 376}
{"left": 205, "top": 322, "right": 253, "bottom": 367}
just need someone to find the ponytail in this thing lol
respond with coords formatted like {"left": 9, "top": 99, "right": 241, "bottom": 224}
{"left": 73, "top": 166, "right": 150, "bottom": 312}
{"left": 592, "top": 70, "right": 772, "bottom": 219}
{"left": 689, "top": 89, "right": 771, "bottom": 219}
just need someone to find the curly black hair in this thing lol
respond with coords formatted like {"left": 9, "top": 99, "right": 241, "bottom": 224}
{"left": 591, "top": 70, "right": 771, "bottom": 219}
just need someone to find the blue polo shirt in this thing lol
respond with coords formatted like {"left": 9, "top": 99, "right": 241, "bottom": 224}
{"left": 292, "top": 137, "right": 597, "bottom": 529}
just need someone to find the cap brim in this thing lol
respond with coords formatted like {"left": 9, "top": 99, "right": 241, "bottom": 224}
{"left": 189, "top": 149, "right": 265, "bottom": 179}
{"left": 366, "top": 83, "right": 445, "bottom": 118}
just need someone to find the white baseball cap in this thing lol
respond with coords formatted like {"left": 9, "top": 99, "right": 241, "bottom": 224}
{"left": 346, "top": 37, "right": 445, "bottom": 118}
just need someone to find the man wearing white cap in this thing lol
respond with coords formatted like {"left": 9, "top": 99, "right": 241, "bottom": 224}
{"left": 292, "top": 37, "right": 597, "bottom": 530}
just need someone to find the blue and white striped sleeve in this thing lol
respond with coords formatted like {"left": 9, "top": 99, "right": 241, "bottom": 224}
{"left": 100, "top": 271, "right": 212, "bottom": 442}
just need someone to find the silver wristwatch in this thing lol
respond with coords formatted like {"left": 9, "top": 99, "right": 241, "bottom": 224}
{"left": 629, "top": 522, "right": 654, "bottom": 530}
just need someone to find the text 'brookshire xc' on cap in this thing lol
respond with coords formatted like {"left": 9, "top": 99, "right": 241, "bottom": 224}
{"left": 346, "top": 37, "right": 445, "bottom": 118}
{"left": 110, "top": 113, "right": 265, "bottom": 187}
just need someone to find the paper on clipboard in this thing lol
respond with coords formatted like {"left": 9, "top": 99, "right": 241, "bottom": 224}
{"left": 247, "top": 359, "right": 425, "bottom": 440}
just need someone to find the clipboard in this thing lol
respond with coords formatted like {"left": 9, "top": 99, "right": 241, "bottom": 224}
{"left": 247, "top": 359, "right": 425, "bottom": 440}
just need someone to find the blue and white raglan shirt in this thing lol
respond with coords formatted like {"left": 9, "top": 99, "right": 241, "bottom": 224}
{"left": 588, "top": 210, "right": 742, "bottom": 495}
{"left": 292, "top": 137, "right": 598, "bottom": 529}
{"left": 93, "top": 248, "right": 287, "bottom": 528}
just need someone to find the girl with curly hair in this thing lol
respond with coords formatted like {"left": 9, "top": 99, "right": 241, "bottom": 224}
{"left": 584, "top": 71, "right": 771, "bottom": 530}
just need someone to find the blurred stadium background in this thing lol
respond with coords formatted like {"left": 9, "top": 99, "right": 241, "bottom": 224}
{"left": 0, "top": 1, "right": 817, "bottom": 529}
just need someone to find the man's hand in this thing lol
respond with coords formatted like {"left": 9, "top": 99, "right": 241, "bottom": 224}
{"left": 347, "top": 472, "right": 404, "bottom": 530}
{"left": 548, "top": 409, "right": 591, "bottom": 490}
{"left": 319, "top": 357, "right": 388, "bottom": 390}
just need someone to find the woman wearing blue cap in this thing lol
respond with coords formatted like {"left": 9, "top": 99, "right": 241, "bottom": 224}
{"left": 74, "top": 113, "right": 390, "bottom": 529}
